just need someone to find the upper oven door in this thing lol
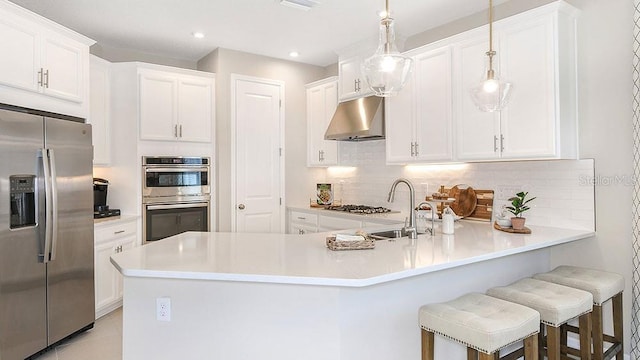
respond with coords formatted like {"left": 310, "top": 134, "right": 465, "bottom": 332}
{"left": 142, "top": 165, "right": 210, "bottom": 198}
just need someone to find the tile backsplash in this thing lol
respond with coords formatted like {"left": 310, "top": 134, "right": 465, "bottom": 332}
{"left": 313, "top": 140, "right": 595, "bottom": 230}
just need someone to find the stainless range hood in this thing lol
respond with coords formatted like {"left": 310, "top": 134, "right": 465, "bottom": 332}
{"left": 324, "top": 96, "right": 385, "bottom": 141}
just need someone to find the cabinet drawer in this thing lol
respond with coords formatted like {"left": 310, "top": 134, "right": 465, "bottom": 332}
{"left": 289, "top": 211, "right": 318, "bottom": 226}
{"left": 318, "top": 215, "right": 362, "bottom": 230}
{"left": 95, "top": 220, "right": 137, "bottom": 242}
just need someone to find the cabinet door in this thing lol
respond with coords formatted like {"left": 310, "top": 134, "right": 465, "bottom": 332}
{"left": 0, "top": 13, "right": 40, "bottom": 93}
{"left": 385, "top": 69, "right": 415, "bottom": 163}
{"left": 139, "top": 71, "right": 177, "bottom": 141}
{"left": 114, "top": 235, "right": 136, "bottom": 299}
{"left": 41, "top": 33, "right": 85, "bottom": 102}
{"left": 89, "top": 56, "right": 111, "bottom": 165}
{"left": 414, "top": 47, "right": 453, "bottom": 162}
{"left": 498, "top": 16, "right": 557, "bottom": 159}
{"left": 177, "top": 77, "right": 213, "bottom": 143}
{"left": 307, "top": 79, "right": 338, "bottom": 166}
{"left": 338, "top": 56, "right": 372, "bottom": 101}
{"left": 453, "top": 32, "right": 501, "bottom": 161}
{"left": 94, "top": 241, "right": 118, "bottom": 313}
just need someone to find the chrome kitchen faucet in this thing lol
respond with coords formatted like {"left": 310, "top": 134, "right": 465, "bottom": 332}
{"left": 387, "top": 178, "right": 417, "bottom": 239}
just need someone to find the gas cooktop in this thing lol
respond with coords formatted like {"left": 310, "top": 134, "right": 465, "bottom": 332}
{"left": 325, "top": 204, "right": 394, "bottom": 214}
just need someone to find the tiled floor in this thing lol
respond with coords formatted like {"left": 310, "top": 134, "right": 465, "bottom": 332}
{"left": 32, "top": 308, "right": 122, "bottom": 360}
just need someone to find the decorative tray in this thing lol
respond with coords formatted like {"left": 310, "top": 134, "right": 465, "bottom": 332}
{"left": 326, "top": 236, "right": 375, "bottom": 251}
{"left": 493, "top": 222, "right": 531, "bottom": 234}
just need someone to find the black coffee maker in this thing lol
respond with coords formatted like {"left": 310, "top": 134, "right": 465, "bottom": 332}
{"left": 93, "top": 178, "right": 120, "bottom": 218}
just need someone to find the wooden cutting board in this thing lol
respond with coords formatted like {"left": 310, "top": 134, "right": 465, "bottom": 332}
{"left": 428, "top": 186, "right": 494, "bottom": 222}
{"left": 449, "top": 185, "right": 477, "bottom": 217}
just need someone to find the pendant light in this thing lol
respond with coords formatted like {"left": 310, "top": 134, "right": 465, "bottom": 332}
{"left": 362, "top": 0, "right": 413, "bottom": 97}
{"left": 470, "top": 0, "right": 512, "bottom": 112}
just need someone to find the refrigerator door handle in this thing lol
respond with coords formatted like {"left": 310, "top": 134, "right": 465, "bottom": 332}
{"left": 41, "top": 148, "right": 53, "bottom": 263}
{"left": 48, "top": 149, "right": 59, "bottom": 261}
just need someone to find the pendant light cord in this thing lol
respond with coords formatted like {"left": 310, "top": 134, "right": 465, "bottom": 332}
{"left": 384, "top": 0, "right": 391, "bottom": 54}
{"left": 486, "top": 0, "right": 495, "bottom": 78}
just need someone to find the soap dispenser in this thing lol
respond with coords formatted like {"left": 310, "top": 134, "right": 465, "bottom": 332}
{"left": 442, "top": 206, "right": 455, "bottom": 235}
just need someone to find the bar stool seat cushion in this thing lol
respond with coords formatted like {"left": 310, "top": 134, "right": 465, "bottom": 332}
{"left": 533, "top": 265, "right": 624, "bottom": 305}
{"left": 487, "top": 278, "right": 592, "bottom": 327}
{"left": 419, "top": 292, "right": 539, "bottom": 354}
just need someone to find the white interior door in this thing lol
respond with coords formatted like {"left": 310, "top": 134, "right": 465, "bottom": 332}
{"left": 232, "top": 75, "right": 284, "bottom": 233}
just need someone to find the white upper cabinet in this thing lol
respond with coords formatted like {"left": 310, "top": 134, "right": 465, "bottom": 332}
{"left": 454, "top": 2, "right": 578, "bottom": 161}
{"left": 138, "top": 68, "right": 214, "bottom": 143}
{"left": 307, "top": 77, "right": 339, "bottom": 167}
{"left": 338, "top": 55, "right": 374, "bottom": 101}
{"left": 0, "top": 1, "right": 93, "bottom": 117}
{"left": 386, "top": 46, "right": 453, "bottom": 164}
{"left": 453, "top": 31, "right": 502, "bottom": 161}
{"left": 89, "top": 55, "right": 111, "bottom": 165}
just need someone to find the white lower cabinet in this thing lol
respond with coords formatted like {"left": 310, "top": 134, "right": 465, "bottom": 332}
{"left": 287, "top": 208, "right": 403, "bottom": 235}
{"left": 94, "top": 217, "right": 138, "bottom": 319}
{"left": 288, "top": 210, "right": 318, "bottom": 234}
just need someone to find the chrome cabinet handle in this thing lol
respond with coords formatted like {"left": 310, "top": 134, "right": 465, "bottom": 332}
{"left": 179, "top": 125, "right": 183, "bottom": 138}
{"left": 114, "top": 230, "right": 125, "bottom": 235}
{"left": 500, "top": 134, "right": 505, "bottom": 152}
{"left": 410, "top": 142, "right": 415, "bottom": 157}
{"left": 298, "top": 229, "right": 305, "bottom": 234}
{"left": 38, "top": 68, "right": 43, "bottom": 86}
{"left": 238, "top": 204, "right": 246, "bottom": 210}
{"left": 43, "top": 70, "right": 49, "bottom": 88}
{"left": 174, "top": 125, "right": 178, "bottom": 138}
{"left": 494, "top": 135, "right": 499, "bottom": 152}
{"left": 414, "top": 142, "right": 419, "bottom": 157}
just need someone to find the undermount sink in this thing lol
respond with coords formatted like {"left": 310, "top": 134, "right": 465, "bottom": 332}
{"left": 369, "top": 229, "right": 424, "bottom": 240}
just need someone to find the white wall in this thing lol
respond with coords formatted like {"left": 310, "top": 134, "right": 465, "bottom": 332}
{"left": 197, "top": 49, "right": 330, "bottom": 231}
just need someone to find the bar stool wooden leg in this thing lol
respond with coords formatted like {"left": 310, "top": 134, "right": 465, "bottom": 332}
{"left": 524, "top": 333, "right": 539, "bottom": 360}
{"left": 421, "top": 329, "right": 435, "bottom": 360}
{"left": 467, "top": 347, "right": 478, "bottom": 360}
{"left": 547, "top": 325, "right": 561, "bottom": 360}
{"left": 538, "top": 324, "right": 545, "bottom": 360}
{"left": 592, "top": 305, "right": 604, "bottom": 360}
{"left": 478, "top": 352, "right": 497, "bottom": 360}
{"left": 613, "top": 293, "right": 623, "bottom": 360}
{"left": 579, "top": 313, "right": 592, "bottom": 360}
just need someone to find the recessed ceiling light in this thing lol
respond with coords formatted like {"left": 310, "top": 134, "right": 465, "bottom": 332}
{"left": 192, "top": 32, "right": 205, "bottom": 39}
{"left": 289, "top": 51, "right": 299, "bottom": 58}
{"left": 280, "top": 0, "right": 319, "bottom": 11}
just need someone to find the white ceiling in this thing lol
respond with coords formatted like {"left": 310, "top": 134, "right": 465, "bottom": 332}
{"left": 9, "top": 0, "right": 508, "bottom": 67}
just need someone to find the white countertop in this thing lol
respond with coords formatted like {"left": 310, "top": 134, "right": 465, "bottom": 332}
{"left": 110, "top": 221, "right": 594, "bottom": 287}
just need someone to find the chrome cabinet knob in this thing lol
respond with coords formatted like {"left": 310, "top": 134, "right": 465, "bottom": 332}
{"left": 238, "top": 204, "right": 246, "bottom": 210}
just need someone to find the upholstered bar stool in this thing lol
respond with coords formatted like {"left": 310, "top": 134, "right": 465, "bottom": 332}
{"left": 487, "top": 278, "right": 593, "bottom": 360}
{"left": 533, "top": 266, "right": 624, "bottom": 360}
{"left": 419, "top": 293, "right": 540, "bottom": 360}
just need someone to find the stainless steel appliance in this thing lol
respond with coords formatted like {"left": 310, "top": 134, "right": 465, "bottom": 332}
{"left": 142, "top": 156, "right": 210, "bottom": 243}
{"left": 324, "top": 96, "right": 385, "bottom": 141}
{"left": 0, "top": 104, "right": 94, "bottom": 360}
{"left": 325, "top": 204, "right": 393, "bottom": 214}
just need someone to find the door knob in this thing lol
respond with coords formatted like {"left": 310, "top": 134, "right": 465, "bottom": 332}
{"left": 238, "top": 204, "right": 246, "bottom": 210}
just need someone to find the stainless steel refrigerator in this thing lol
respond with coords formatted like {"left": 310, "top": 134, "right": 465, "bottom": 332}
{"left": 0, "top": 104, "right": 95, "bottom": 360}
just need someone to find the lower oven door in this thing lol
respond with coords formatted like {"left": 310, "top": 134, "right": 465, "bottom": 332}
{"left": 143, "top": 201, "right": 210, "bottom": 243}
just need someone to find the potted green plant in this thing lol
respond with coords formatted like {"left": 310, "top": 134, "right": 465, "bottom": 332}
{"left": 505, "top": 191, "right": 536, "bottom": 230}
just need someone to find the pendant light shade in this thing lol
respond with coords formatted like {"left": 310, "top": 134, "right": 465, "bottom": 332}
{"left": 362, "top": 0, "right": 413, "bottom": 97}
{"left": 470, "top": 0, "right": 512, "bottom": 112}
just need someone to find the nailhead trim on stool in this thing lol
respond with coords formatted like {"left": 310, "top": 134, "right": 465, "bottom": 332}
{"left": 533, "top": 266, "right": 625, "bottom": 360}
{"left": 419, "top": 292, "right": 540, "bottom": 359}
{"left": 487, "top": 278, "right": 593, "bottom": 360}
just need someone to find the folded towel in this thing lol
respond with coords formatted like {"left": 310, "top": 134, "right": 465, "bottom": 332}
{"left": 335, "top": 234, "right": 366, "bottom": 242}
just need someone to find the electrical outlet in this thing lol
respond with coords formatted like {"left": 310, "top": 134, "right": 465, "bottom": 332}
{"left": 156, "top": 297, "right": 171, "bottom": 321}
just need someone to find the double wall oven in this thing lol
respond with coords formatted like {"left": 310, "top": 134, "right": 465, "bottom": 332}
{"left": 142, "top": 156, "right": 210, "bottom": 244}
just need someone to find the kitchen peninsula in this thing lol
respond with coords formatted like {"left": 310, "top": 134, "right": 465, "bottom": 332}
{"left": 111, "top": 222, "right": 594, "bottom": 360}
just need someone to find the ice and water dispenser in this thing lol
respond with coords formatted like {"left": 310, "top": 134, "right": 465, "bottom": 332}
{"left": 9, "top": 175, "right": 36, "bottom": 229}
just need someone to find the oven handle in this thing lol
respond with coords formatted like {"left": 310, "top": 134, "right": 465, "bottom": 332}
{"left": 146, "top": 202, "right": 209, "bottom": 210}
{"left": 144, "top": 167, "right": 209, "bottom": 173}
